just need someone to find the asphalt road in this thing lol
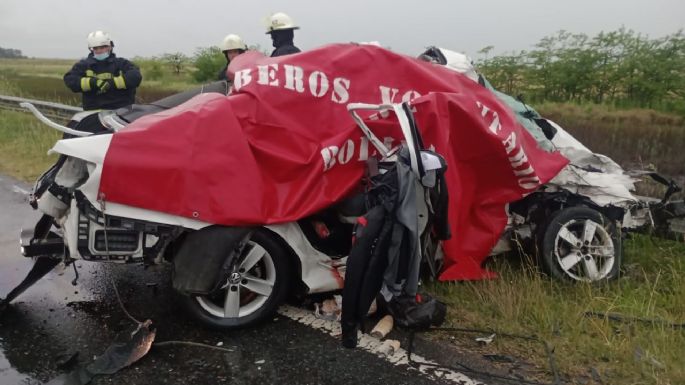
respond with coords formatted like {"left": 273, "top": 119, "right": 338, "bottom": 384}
{"left": 0, "top": 174, "right": 489, "bottom": 385}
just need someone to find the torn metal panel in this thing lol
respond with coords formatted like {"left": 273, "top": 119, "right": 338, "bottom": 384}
{"left": 45, "top": 320, "right": 156, "bottom": 385}
{"left": 265, "top": 223, "right": 344, "bottom": 293}
{"left": 545, "top": 120, "right": 639, "bottom": 210}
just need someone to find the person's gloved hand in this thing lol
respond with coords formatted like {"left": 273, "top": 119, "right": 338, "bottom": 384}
{"left": 96, "top": 79, "right": 113, "bottom": 94}
{"left": 90, "top": 78, "right": 112, "bottom": 94}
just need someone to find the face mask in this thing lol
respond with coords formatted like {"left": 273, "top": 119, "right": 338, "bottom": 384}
{"left": 94, "top": 52, "right": 110, "bottom": 61}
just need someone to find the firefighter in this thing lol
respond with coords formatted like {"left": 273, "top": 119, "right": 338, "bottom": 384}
{"left": 64, "top": 31, "right": 142, "bottom": 110}
{"left": 265, "top": 12, "right": 301, "bottom": 57}
{"left": 217, "top": 34, "right": 248, "bottom": 81}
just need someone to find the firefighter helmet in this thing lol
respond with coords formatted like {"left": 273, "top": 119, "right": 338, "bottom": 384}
{"left": 87, "top": 31, "right": 112, "bottom": 48}
{"left": 265, "top": 12, "right": 299, "bottom": 34}
{"left": 220, "top": 34, "right": 247, "bottom": 51}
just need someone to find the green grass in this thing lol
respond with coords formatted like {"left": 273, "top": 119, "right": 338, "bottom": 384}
{"left": 538, "top": 103, "right": 685, "bottom": 178}
{"left": 0, "top": 57, "right": 194, "bottom": 106}
{"left": 0, "top": 110, "right": 61, "bottom": 181}
{"left": 429, "top": 236, "right": 685, "bottom": 384}
{"left": 0, "top": 58, "right": 199, "bottom": 180}
{"left": 0, "top": 58, "right": 75, "bottom": 78}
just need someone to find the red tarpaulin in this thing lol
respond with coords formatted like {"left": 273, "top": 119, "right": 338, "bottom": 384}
{"left": 99, "top": 44, "right": 568, "bottom": 280}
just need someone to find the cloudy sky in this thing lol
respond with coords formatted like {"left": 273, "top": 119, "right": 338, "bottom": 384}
{"left": 1, "top": 0, "right": 683, "bottom": 60}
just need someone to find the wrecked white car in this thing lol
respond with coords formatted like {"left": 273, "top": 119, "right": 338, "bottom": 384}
{"left": 420, "top": 46, "right": 684, "bottom": 281}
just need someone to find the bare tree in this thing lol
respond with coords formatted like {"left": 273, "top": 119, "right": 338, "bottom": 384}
{"left": 162, "top": 52, "right": 189, "bottom": 75}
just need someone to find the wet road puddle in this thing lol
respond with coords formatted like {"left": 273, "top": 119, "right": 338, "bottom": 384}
{"left": 0, "top": 346, "right": 39, "bottom": 385}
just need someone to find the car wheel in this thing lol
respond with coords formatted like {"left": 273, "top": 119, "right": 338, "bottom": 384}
{"left": 539, "top": 206, "right": 621, "bottom": 282}
{"left": 181, "top": 229, "right": 292, "bottom": 329}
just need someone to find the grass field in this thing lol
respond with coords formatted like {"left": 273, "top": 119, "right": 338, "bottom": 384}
{"left": 539, "top": 103, "right": 685, "bottom": 178}
{"left": 0, "top": 110, "right": 61, "bottom": 181}
{"left": 1, "top": 58, "right": 684, "bottom": 384}
{"left": 0, "top": 57, "right": 189, "bottom": 105}
{"left": 429, "top": 235, "right": 685, "bottom": 384}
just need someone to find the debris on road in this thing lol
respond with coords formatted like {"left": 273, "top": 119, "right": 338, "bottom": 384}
{"left": 475, "top": 333, "right": 496, "bottom": 345}
{"left": 378, "top": 339, "right": 401, "bottom": 357}
{"left": 45, "top": 320, "right": 156, "bottom": 385}
{"left": 482, "top": 354, "right": 515, "bottom": 363}
{"left": 54, "top": 352, "right": 80, "bottom": 371}
{"left": 314, "top": 296, "right": 342, "bottom": 321}
{"left": 370, "top": 315, "right": 394, "bottom": 339}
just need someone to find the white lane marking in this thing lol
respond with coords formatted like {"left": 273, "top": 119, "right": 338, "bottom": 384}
{"left": 12, "top": 185, "right": 30, "bottom": 195}
{"left": 278, "top": 305, "right": 484, "bottom": 385}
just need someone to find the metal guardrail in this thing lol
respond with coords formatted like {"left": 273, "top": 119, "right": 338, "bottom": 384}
{"left": 0, "top": 94, "right": 81, "bottom": 121}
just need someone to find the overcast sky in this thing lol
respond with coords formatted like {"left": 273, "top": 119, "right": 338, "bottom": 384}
{"left": 1, "top": 0, "right": 683, "bottom": 60}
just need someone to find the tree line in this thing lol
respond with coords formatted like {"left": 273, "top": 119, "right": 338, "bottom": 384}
{"left": 0, "top": 47, "right": 25, "bottom": 58}
{"left": 135, "top": 28, "right": 684, "bottom": 114}
{"left": 476, "top": 28, "right": 685, "bottom": 113}
{"left": 136, "top": 45, "right": 266, "bottom": 83}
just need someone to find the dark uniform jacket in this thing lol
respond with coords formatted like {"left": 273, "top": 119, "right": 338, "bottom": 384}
{"left": 271, "top": 43, "right": 301, "bottom": 57}
{"left": 217, "top": 64, "right": 229, "bottom": 81}
{"left": 64, "top": 53, "right": 142, "bottom": 110}
{"left": 270, "top": 30, "right": 301, "bottom": 57}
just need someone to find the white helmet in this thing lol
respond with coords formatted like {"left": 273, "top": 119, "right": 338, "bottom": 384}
{"left": 87, "top": 30, "right": 112, "bottom": 48}
{"left": 265, "top": 12, "right": 299, "bottom": 34}
{"left": 220, "top": 34, "right": 247, "bottom": 51}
